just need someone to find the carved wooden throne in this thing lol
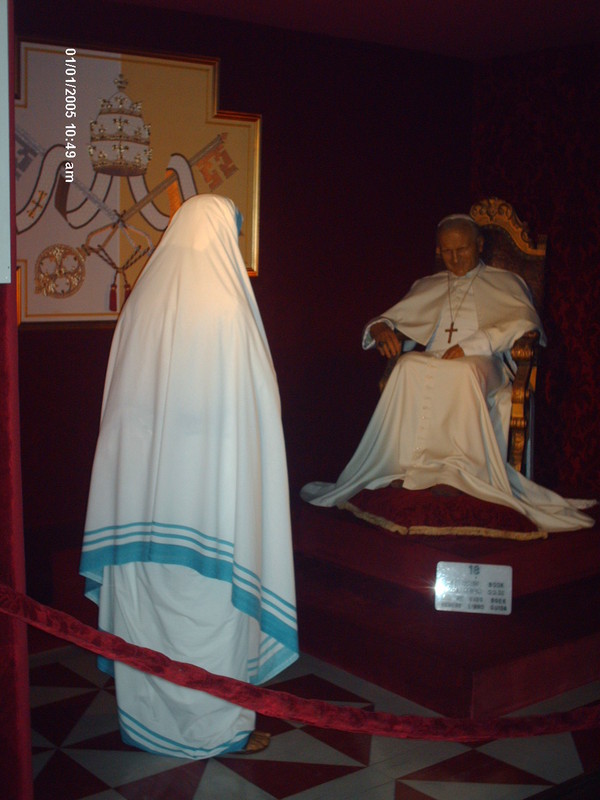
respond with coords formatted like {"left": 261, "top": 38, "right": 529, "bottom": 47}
{"left": 470, "top": 197, "right": 546, "bottom": 475}
{"left": 380, "top": 197, "right": 546, "bottom": 475}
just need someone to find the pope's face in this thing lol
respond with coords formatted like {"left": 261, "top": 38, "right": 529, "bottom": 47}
{"left": 438, "top": 225, "right": 483, "bottom": 277}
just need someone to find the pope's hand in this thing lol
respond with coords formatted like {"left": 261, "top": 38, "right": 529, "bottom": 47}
{"left": 442, "top": 344, "right": 465, "bottom": 360}
{"left": 370, "top": 323, "right": 402, "bottom": 359}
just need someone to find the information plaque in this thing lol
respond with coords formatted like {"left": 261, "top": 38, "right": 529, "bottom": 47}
{"left": 434, "top": 562, "right": 512, "bottom": 615}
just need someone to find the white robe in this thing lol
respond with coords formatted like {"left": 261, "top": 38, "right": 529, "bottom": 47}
{"left": 80, "top": 194, "right": 298, "bottom": 758}
{"left": 302, "top": 264, "right": 595, "bottom": 532}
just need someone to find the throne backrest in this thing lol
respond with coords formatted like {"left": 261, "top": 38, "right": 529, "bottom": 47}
{"left": 435, "top": 197, "right": 547, "bottom": 311}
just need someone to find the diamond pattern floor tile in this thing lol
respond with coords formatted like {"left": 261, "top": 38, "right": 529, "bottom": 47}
{"left": 33, "top": 750, "right": 111, "bottom": 800}
{"left": 116, "top": 760, "right": 209, "bottom": 800}
{"left": 218, "top": 757, "right": 365, "bottom": 799}
{"left": 398, "top": 780, "right": 549, "bottom": 799}
{"left": 28, "top": 647, "right": 600, "bottom": 800}
{"left": 31, "top": 691, "right": 101, "bottom": 746}
{"left": 400, "top": 749, "right": 553, "bottom": 785}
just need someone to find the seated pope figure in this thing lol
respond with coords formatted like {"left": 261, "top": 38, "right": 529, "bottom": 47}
{"left": 301, "top": 214, "right": 594, "bottom": 532}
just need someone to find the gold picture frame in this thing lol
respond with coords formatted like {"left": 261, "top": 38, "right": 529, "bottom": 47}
{"left": 15, "top": 41, "right": 261, "bottom": 325}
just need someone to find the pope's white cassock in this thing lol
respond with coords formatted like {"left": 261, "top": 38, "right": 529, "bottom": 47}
{"left": 301, "top": 262, "right": 595, "bottom": 532}
{"left": 80, "top": 195, "right": 298, "bottom": 758}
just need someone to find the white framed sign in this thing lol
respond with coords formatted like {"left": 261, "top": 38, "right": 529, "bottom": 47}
{"left": 15, "top": 41, "right": 261, "bottom": 322}
{"left": 434, "top": 561, "right": 512, "bottom": 615}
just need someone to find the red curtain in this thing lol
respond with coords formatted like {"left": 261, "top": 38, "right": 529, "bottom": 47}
{"left": 471, "top": 45, "right": 600, "bottom": 496}
{"left": 0, "top": 0, "right": 33, "bottom": 792}
{"left": 0, "top": 280, "right": 32, "bottom": 799}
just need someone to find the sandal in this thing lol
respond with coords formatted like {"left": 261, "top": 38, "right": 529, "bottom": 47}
{"left": 238, "top": 730, "right": 271, "bottom": 754}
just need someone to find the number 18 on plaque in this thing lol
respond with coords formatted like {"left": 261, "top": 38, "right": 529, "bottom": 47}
{"left": 434, "top": 562, "right": 512, "bottom": 615}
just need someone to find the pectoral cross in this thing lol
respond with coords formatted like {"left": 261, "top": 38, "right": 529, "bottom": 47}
{"left": 445, "top": 321, "right": 457, "bottom": 343}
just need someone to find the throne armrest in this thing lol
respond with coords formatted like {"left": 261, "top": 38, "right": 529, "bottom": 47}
{"left": 508, "top": 329, "right": 540, "bottom": 473}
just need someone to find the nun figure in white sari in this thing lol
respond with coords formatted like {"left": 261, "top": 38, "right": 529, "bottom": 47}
{"left": 80, "top": 194, "right": 298, "bottom": 758}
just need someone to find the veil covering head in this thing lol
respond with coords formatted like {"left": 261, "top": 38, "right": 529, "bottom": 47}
{"left": 125, "top": 192, "right": 270, "bottom": 363}
{"left": 81, "top": 194, "right": 298, "bottom": 702}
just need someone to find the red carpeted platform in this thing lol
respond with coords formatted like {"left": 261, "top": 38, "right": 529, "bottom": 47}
{"left": 34, "top": 501, "right": 600, "bottom": 719}
{"left": 293, "top": 498, "right": 600, "bottom": 598}
{"left": 292, "top": 497, "right": 600, "bottom": 719}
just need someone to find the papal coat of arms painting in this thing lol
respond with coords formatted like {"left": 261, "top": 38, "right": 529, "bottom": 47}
{"left": 15, "top": 42, "right": 260, "bottom": 323}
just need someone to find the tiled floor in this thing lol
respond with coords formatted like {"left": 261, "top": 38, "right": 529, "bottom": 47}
{"left": 30, "top": 645, "right": 600, "bottom": 799}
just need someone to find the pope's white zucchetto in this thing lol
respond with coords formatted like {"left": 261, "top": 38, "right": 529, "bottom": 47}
{"left": 437, "top": 213, "right": 477, "bottom": 227}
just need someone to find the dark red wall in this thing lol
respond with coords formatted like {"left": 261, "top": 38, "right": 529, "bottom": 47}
{"left": 16, "top": 0, "right": 475, "bottom": 600}
{"left": 471, "top": 46, "right": 600, "bottom": 496}
{"left": 17, "top": 4, "right": 600, "bottom": 607}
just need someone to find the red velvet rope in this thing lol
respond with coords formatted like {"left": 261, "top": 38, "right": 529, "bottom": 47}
{"left": 2, "top": 583, "right": 599, "bottom": 742}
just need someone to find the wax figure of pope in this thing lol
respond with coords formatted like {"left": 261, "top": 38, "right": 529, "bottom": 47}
{"left": 80, "top": 194, "right": 298, "bottom": 758}
{"left": 301, "top": 214, "right": 595, "bottom": 532}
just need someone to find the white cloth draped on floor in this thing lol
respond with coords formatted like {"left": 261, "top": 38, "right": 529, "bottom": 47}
{"left": 302, "top": 264, "right": 595, "bottom": 533}
{"left": 80, "top": 194, "right": 298, "bottom": 758}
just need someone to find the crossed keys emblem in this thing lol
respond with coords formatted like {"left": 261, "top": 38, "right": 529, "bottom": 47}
{"left": 33, "top": 134, "right": 232, "bottom": 309}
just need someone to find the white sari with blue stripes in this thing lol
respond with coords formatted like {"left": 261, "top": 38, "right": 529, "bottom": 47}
{"left": 80, "top": 194, "right": 298, "bottom": 758}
